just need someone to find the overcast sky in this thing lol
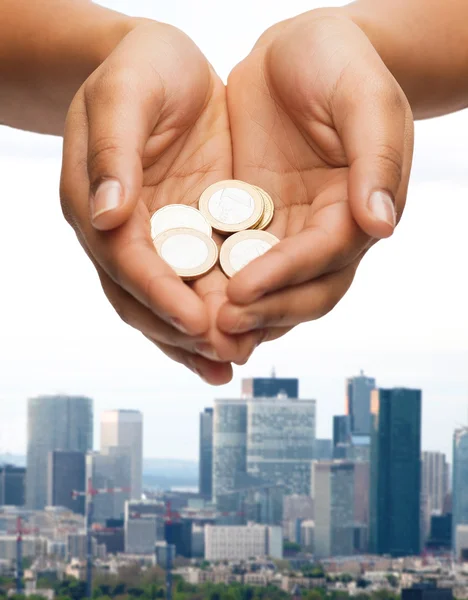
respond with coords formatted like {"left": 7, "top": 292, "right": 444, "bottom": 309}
{"left": 0, "top": 0, "right": 467, "bottom": 463}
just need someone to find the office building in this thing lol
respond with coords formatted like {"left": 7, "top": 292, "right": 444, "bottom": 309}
{"left": 165, "top": 520, "right": 192, "bottom": 557}
{"left": 314, "top": 439, "right": 333, "bottom": 460}
{"left": 124, "top": 500, "right": 165, "bottom": 554}
{"left": 47, "top": 451, "right": 85, "bottom": 515}
{"left": 428, "top": 513, "right": 452, "bottom": 550}
{"left": 100, "top": 410, "right": 143, "bottom": 501}
{"left": 283, "top": 495, "right": 314, "bottom": 521}
{"left": 422, "top": 451, "right": 449, "bottom": 515}
{"left": 333, "top": 415, "right": 351, "bottom": 448}
{"left": 212, "top": 399, "right": 248, "bottom": 502}
{"left": 247, "top": 396, "right": 316, "bottom": 495}
{"left": 0, "top": 465, "right": 26, "bottom": 506}
{"left": 313, "top": 461, "right": 356, "bottom": 559}
{"left": 26, "top": 395, "right": 93, "bottom": 510}
{"left": 199, "top": 408, "right": 213, "bottom": 500}
{"left": 204, "top": 524, "right": 283, "bottom": 560}
{"left": 0, "top": 536, "right": 47, "bottom": 560}
{"left": 67, "top": 533, "right": 98, "bottom": 561}
{"left": 402, "top": 585, "right": 453, "bottom": 600}
{"left": 369, "top": 388, "right": 422, "bottom": 556}
{"left": 86, "top": 450, "right": 131, "bottom": 523}
{"left": 155, "top": 541, "right": 176, "bottom": 567}
{"left": 345, "top": 371, "right": 376, "bottom": 435}
{"left": 242, "top": 374, "right": 298, "bottom": 399}
{"left": 453, "top": 427, "right": 468, "bottom": 550}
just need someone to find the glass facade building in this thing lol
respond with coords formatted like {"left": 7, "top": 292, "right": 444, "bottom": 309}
{"left": 47, "top": 450, "right": 86, "bottom": 514}
{"left": 26, "top": 395, "right": 93, "bottom": 509}
{"left": 346, "top": 371, "right": 376, "bottom": 435}
{"left": 369, "top": 388, "right": 422, "bottom": 556}
{"left": 453, "top": 427, "right": 468, "bottom": 550}
{"left": 199, "top": 408, "right": 213, "bottom": 500}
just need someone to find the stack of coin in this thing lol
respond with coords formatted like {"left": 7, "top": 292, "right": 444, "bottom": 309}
{"left": 151, "top": 180, "right": 279, "bottom": 280}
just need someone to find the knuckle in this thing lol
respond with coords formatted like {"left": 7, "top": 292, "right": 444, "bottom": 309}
{"left": 374, "top": 144, "right": 404, "bottom": 185}
{"left": 87, "top": 136, "right": 125, "bottom": 182}
{"left": 85, "top": 67, "right": 138, "bottom": 104}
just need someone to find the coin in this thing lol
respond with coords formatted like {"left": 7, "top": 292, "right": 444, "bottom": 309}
{"left": 219, "top": 230, "right": 280, "bottom": 278}
{"left": 252, "top": 187, "right": 275, "bottom": 230}
{"left": 199, "top": 180, "right": 264, "bottom": 233}
{"left": 153, "top": 228, "right": 218, "bottom": 280}
{"left": 150, "top": 204, "right": 212, "bottom": 239}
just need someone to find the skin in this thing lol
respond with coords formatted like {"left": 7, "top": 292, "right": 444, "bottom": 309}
{"left": 2, "top": 0, "right": 468, "bottom": 384}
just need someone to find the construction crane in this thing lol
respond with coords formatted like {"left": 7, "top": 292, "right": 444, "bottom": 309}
{"left": 72, "top": 478, "right": 130, "bottom": 599}
{"left": 7, "top": 516, "right": 39, "bottom": 593}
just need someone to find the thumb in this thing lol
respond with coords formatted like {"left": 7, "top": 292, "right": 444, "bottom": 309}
{"left": 334, "top": 65, "right": 414, "bottom": 239}
{"left": 84, "top": 72, "right": 162, "bottom": 231}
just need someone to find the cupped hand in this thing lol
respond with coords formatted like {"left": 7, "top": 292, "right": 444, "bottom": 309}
{"left": 60, "top": 21, "right": 260, "bottom": 385}
{"left": 218, "top": 10, "right": 414, "bottom": 337}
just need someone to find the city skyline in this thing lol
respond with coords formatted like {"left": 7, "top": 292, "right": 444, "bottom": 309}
{"left": 0, "top": 372, "right": 465, "bottom": 462}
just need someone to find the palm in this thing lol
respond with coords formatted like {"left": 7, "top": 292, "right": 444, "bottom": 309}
{"left": 228, "top": 42, "right": 369, "bottom": 272}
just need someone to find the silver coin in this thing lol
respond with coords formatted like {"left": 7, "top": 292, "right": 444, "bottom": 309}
{"left": 154, "top": 228, "right": 218, "bottom": 280}
{"left": 150, "top": 204, "right": 212, "bottom": 239}
{"left": 220, "top": 230, "right": 280, "bottom": 278}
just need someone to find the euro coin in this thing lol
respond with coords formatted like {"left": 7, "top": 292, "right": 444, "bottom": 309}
{"left": 153, "top": 228, "right": 218, "bottom": 280}
{"left": 150, "top": 204, "right": 212, "bottom": 239}
{"left": 199, "top": 180, "right": 264, "bottom": 234}
{"left": 219, "top": 230, "right": 280, "bottom": 278}
{"left": 253, "top": 186, "right": 275, "bottom": 230}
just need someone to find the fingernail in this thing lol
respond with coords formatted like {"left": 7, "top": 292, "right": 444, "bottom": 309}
{"left": 229, "top": 314, "right": 260, "bottom": 334}
{"left": 91, "top": 180, "right": 122, "bottom": 223}
{"left": 195, "top": 343, "right": 221, "bottom": 362}
{"left": 368, "top": 191, "right": 396, "bottom": 228}
{"left": 170, "top": 318, "right": 190, "bottom": 335}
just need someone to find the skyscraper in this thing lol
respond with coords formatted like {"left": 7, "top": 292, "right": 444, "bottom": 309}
{"left": 242, "top": 375, "right": 299, "bottom": 399}
{"left": 0, "top": 465, "right": 26, "bottom": 506}
{"left": 247, "top": 396, "right": 316, "bottom": 495}
{"left": 314, "top": 439, "right": 333, "bottom": 460}
{"left": 100, "top": 410, "right": 143, "bottom": 500}
{"left": 422, "top": 451, "right": 449, "bottom": 514}
{"left": 452, "top": 427, "right": 468, "bottom": 550}
{"left": 213, "top": 378, "right": 315, "bottom": 503}
{"left": 86, "top": 449, "right": 131, "bottom": 523}
{"left": 345, "top": 371, "right": 376, "bottom": 435}
{"left": 333, "top": 415, "right": 351, "bottom": 448}
{"left": 26, "top": 395, "right": 93, "bottom": 509}
{"left": 369, "top": 388, "right": 422, "bottom": 557}
{"left": 313, "top": 460, "right": 356, "bottom": 559}
{"left": 212, "top": 399, "right": 247, "bottom": 503}
{"left": 199, "top": 408, "right": 213, "bottom": 500}
{"left": 47, "top": 451, "right": 86, "bottom": 515}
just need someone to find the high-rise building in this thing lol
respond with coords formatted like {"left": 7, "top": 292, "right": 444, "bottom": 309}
{"left": 212, "top": 399, "right": 248, "bottom": 503}
{"left": 0, "top": 465, "right": 26, "bottom": 506}
{"left": 369, "top": 388, "right": 422, "bottom": 556}
{"left": 333, "top": 416, "right": 351, "bottom": 448}
{"left": 26, "top": 395, "right": 93, "bottom": 509}
{"left": 86, "top": 449, "right": 131, "bottom": 523}
{"left": 199, "top": 408, "right": 213, "bottom": 500}
{"left": 345, "top": 371, "right": 376, "bottom": 435}
{"left": 165, "top": 520, "right": 192, "bottom": 558}
{"left": 312, "top": 460, "right": 356, "bottom": 559}
{"left": 314, "top": 439, "right": 333, "bottom": 460}
{"left": 100, "top": 410, "right": 143, "bottom": 500}
{"left": 47, "top": 451, "right": 86, "bottom": 515}
{"left": 247, "top": 396, "right": 316, "bottom": 495}
{"left": 452, "top": 427, "right": 468, "bottom": 549}
{"left": 242, "top": 375, "right": 298, "bottom": 399}
{"left": 422, "top": 451, "right": 450, "bottom": 515}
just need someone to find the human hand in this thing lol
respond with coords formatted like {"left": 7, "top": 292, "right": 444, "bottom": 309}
{"left": 60, "top": 21, "right": 260, "bottom": 385}
{"left": 218, "top": 10, "right": 414, "bottom": 337}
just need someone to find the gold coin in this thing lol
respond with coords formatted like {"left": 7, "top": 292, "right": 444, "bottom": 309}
{"left": 252, "top": 186, "right": 275, "bottom": 230}
{"left": 153, "top": 228, "right": 218, "bottom": 280}
{"left": 150, "top": 204, "right": 212, "bottom": 239}
{"left": 219, "top": 230, "right": 280, "bottom": 278}
{"left": 199, "top": 180, "right": 264, "bottom": 234}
